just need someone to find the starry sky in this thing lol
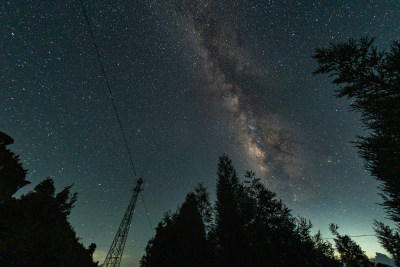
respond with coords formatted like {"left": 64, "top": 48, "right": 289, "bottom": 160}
{"left": 1, "top": 0, "right": 400, "bottom": 266}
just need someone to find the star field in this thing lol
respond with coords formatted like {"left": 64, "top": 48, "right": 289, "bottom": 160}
{"left": 1, "top": 1, "right": 400, "bottom": 265}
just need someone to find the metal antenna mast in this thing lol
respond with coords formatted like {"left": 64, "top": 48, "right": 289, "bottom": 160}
{"left": 102, "top": 178, "right": 144, "bottom": 267}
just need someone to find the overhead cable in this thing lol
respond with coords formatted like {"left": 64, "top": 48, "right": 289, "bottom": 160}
{"left": 80, "top": 0, "right": 137, "bottom": 177}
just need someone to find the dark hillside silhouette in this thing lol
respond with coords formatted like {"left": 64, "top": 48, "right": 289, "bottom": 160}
{"left": 313, "top": 37, "right": 400, "bottom": 265}
{"left": 0, "top": 131, "right": 98, "bottom": 266}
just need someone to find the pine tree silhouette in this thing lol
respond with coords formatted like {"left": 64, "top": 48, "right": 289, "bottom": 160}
{"left": 0, "top": 178, "right": 98, "bottom": 266}
{"left": 215, "top": 154, "right": 248, "bottom": 267}
{"left": 142, "top": 155, "right": 342, "bottom": 266}
{"left": 0, "top": 131, "right": 30, "bottom": 201}
{"left": 313, "top": 37, "right": 400, "bottom": 264}
{"left": 329, "top": 223, "right": 373, "bottom": 267}
{"left": 0, "top": 132, "right": 98, "bottom": 266}
{"left": 141, "top": 192, "right": 214, "bottom": 267}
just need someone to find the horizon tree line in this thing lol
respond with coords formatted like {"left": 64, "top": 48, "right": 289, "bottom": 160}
{"left": 0, "top": 35, "right": 398, "bottom": 266}
{"left": 140, "top": 154, "right": 375, "bottom": 267}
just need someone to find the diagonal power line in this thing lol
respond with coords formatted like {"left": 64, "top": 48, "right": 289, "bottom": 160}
{"left": 323, "top": 234, "right": 377, "bottom": 240}
{"left": 79, "top": 0, "right": 137, "bottom": 177}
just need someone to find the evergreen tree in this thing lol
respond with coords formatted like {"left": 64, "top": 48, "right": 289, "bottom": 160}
{"left": 0, "top": 131, "right": 30, "bottom": 201}
{"left": 245, "top": 171, "right": 340, "bottom": 266}
{"left": 140, "top": 212, "right": 176, "bottom": 267}
{"left": 214, "top": 154, "right": 248, "bottom": 267}
{"left": 0, "top": 178, "right": 98, "bottom": 266}
{"left": 311, "top": 230, "right": 341, "bottom": 267}
{"left": 329, "top": 223, "right": 373, "bottom": 267}
{"left": 374, "top": 221, "right": 400, "bottom": 266}
{"left": 0, "top": 133, "right": 97, "bottom": 266}
{"left": 140, "top": 191, "right": 214, "bottom": 267}
{"left": 214, "top": 157, "right": 339, "bottom": 266}
{"left": 244, "top": 170, "right": 297, "bottom": 265}
{"left": 141, "top": 155, "right": 357, "bottom": 266}
{"left": 194, "top": 182, "right": 213, "bottom": 233}
{"left": 313, "top": 37, "right": 400, "bottom": 262}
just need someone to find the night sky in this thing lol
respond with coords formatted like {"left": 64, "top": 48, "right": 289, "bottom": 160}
{"left": 2, "top": 0, "right": 400, "bottom": 266}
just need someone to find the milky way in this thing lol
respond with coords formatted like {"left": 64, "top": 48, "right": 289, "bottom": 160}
{"left": 168, "top": 0, "right": 304, "bottom": 193}
{"left": 3, "top": 1, "right": 397, "bottom": 262}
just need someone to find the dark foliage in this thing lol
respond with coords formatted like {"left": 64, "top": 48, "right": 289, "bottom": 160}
{"left": 0, "top": 144, "right": 29, "bottom": 201}
{"left": 142, "top": 155, "right": 341, "bottom": 267}
{"left": 329, "top": 224, "right": 373, "bottom": 267}
{"left": 194, "top": 182, "right": 214, "bottom": 234}
{"left": 237, "top": 168, "right": 339, "bottom": 266}
{"left": 374, "top": 221, "right": 400, "bottom": 266}
{"left": 215, "top": 154, "right": 249, "bottom": 266}
{"left": 140, "top": 189, "right": 214, "bottom": 267}
{"left": 0, "top": 178, "right": 98, "bottom": 266}
{"left": 0, "top": 135, "right": 97, "bottom": 266}
{"left": 313, "top": 37, "right": 400, "bottom": 263}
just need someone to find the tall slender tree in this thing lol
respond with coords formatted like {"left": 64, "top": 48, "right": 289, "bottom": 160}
{"left": 313, "top": 37, "right": 400, "bottom": 263}
{"left": 142, "top": 155, "right": 360, "bottom": 266}
{"left": 245, "top": 171, "right": 340, "bottom": 266}
{"left": 140, "top": 191, "right": 214, "bottom": 267}
{"left": 329, "top": 224, "right": 373, "bottom": 267}
{"left": 214, "top": 154, "right": 248, "bottom": 267}
{"left": 374, "top": 221, "right": 400, "bottom": 266}
{"left": 194, "top": 182, "right": 213, "bottom": 233}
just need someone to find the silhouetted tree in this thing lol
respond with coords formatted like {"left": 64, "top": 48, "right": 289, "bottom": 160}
{"left": 141, "top": 155, "right": 353, "bottom": 266}
{"left": 194, "top": 182, "right": 218, "bottom": 260}
{"left": 88, "top": 243, "right": 97, "bottom": 258}
{"left": 0, "top": 178, "right": 98, "bottom": 266}
{"left": 0, "top": 131, "right": 30, "bottom": 201}
{"left": 313, "top": 37, "right": 400, "bottom": 263}
{"left": 329, "top": 223, "right": 373, "bottom": 267}
{"left": 312, "top": 230, "right": 341, "bottom": 266}
{"left": 215, "top": 156, "right": 339, "bottom": 266}
{"left": 0, "top": 134, "right": 97, "bottom": 266}
{"left": 245, "top": 170, "right": 340, "bottom": 266}
{"left": 374, "top": 221, "right": 400, "bottom": 266}
{"left": 215, "top": 154, "right": 249, "bottom": 267}
{"left": 244, "top": 170, "right": 297, "bottom": 265}
{"left": 194, "top": 182, "right": 213, "bottom": 232}
{"left": 140, "top": 191, "right": 214, "bottom": 267}
{"left": 140, "top": 212, "right": 175, "bottom": 267}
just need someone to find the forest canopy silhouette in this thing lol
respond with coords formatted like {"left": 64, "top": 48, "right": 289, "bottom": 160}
{"left": 1, "top": 35, "right": 399, "bottom": 267}
{"left": 0, "top": 131, "right": 98, "bottom": 266}
{"left": 140, "top": 155, "right": 377, "bottom": 267}
{"left": 141, "top": 36, "right": 400, "bottom": 267}
{"left": 313, "top": 36, "right": 400, "bottom": 265}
